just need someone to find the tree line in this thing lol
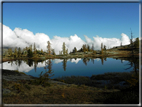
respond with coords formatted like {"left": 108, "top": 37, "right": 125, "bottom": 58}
{"left": 3, "top": 37, "right": 140, "bottom": 58}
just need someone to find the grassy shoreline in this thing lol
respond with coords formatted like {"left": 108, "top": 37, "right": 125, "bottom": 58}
{"left": 2, "top": 69, "right": 139, "bottom": 104}
{"left": 2, "top": 53, "right": 139, "bottom": 63}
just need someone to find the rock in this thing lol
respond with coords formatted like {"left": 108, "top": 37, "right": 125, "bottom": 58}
{"left": 2, "top": 75, "right": 35, "bottom": 81}
{"left": 2, "top": 69, "right": 36, "bottom": 81}
{"left": 3, "top": 88, "right": 11, "bottom": 94}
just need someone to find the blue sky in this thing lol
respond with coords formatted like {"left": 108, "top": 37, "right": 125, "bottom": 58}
{"left": 3, "top": 2, "right": 139, "bottom": 41}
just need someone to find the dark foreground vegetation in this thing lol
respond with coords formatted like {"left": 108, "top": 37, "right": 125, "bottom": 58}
{"left": 2, "top": 69, "right": 139, "bottom": 104}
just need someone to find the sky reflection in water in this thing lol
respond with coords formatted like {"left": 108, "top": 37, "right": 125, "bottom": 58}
{"left": 2, "top": 58, "right": 133, "bottom": 79}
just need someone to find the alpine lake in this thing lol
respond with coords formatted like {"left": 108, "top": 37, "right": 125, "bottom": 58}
{"left": 2, "top": 55, "right": 140, "bottom": 104}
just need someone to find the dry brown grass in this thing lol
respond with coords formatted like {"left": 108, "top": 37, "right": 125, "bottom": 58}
{"left": 2, "top": 79, "right": 120, "bottom": 104}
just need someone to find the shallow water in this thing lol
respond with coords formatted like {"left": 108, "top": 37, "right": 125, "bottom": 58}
{"left": 2, "top": 57, "right": 136, "bottom": 79}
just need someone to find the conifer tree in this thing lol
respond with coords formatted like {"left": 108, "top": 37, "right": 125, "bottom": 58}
{"left": 27, "top": 49, "right": 33, "bottom": 57}
{"left": 18, "top": 47, "right": 21, "bottom": 57}
{"left": 104, "top": 45, "right": 106, "bottom": 50}
{"left": 47, "top": 41, "right": 51, "bottom": 55}
{"left": 73, "top": 47, "right": 77, "bottom": 53}
{"left": 87, "top": 45, "right": 90, "bottom": 52}
{"left": 14, "top": 47, "right": 18, "bottom": 58}
{"left": 52, "top": 49, "right": 56, "bottom": 55}
{"left": 8, "top": 48, "right": 12, "bottom": 56}
{"left": 82, "top": 44, "right": 86, "bottom": 52}
{"left": 34, "top": 43, "right": 36, "bottom": 54}
{"left": 92, "top": 44, "right": 94, "bottom": 51}
{"left": 62, "top": 42, "right": 66, "bottom": 55}
{"left": 41, "top": 49, "right": 43, "bottom": 54}
{"left": 66, "top": 49, "right": 68, "bottom": 55}
{"left": 30, "top": 45, "right": 32, "bottom": 52}
{"left": 134, "top": 38, "right": 139, "bottom": 48}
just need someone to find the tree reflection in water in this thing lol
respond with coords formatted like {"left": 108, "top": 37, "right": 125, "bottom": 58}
{"left": 125, "top": 56, "right": 139, "bottom": 74}
{"left": 10, "top": 60, "right": 13, "bottom": 66}
{"left": 91, "top": 58, "right": 94, "bottom": 64}
{"left": 18, "top": 59, "right": 22, "bottom": 67}
{"left": 44, "top": 59, "right": 54, "bottom": 78}
{"left": 34, "top": 60, "right": 37, "bottom": 72}
{"left": 101, "top": 57, "right": 104, "bottom": 65}
{"left": 83, "top": 58, "right": 88, "bottom": 65}
{"left": 62, "top": 59, "right": 67, "bottom": 71}
{"left": 27, "top": 59, "right": 33, "bottom": 67}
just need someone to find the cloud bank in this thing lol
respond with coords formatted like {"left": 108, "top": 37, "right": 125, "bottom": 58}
{"left": 1, "top": 23, "right": 131, "bottom": 54}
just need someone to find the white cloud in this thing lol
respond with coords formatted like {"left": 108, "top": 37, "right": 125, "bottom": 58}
{"left": 121, "top": 33, "right": 130, "bottom": 45}
{"left": 1, "top": 23, "right": 132, "bottom": 54}
{"left": 71, "top": 58, "right": 81, "bottom": 64}
{"left": 95, "top": 58, "right": 100, "bottom": 61}
{"left": 53, "top": 59, "right": 63, "bottom": 64}
{"left": 1, "top": 60, "right": 48, "bottom": 72}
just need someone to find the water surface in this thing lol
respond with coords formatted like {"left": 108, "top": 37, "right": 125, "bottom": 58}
{"left": 2, "top": 58, "right": 134, "bottom": 79}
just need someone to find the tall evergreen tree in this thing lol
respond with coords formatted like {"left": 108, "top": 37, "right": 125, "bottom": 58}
{"left": 27, "top": 49, "right": 33, "bottom": 57}
{"left": 52, "top": 49, "right": 56, "bottom": 55}
{"left": 66, "top": 49, "right": 68, "bottom": 55}
{"left": 87, "top": 45, "right": 90, "bottom": 51}
{"left": 73, "top": 47, "right": 77, "bottom": 53}
{"left": 82, "top": 44, "right": 86, "bottom": 52}
{"left": 14, "top": 47, "right": 18, "bottom": 58}
{"left": 62, "top": 42, "right": 66, "bottom": 55}
{"left": 92, "top": 44, "right": 94, "bottom": 51}
{"left": 30, "top": 45, "right": 32, "bottom": 52}
{"left": 8, "top": 48, "right": 12, "bottom": 56}
{"left": 47, "top": 41, "right": 51, "bottom": 55}
{"left": 34, "top": 43, "right": 36, "bottom": 54}
{"left": 41, "top": 49, "right": 43, "bottom": 53}
{"left": 18, "top": 47, "right": 21, "bottom": 57}
{"left": 104, "top": 45, "right": 106, "bottom": 50}
{"left": 101, "top": 43, "right": 103, "bottom": 49}
{"left": 134, "top": 38, "right": 139, "bottom": 48}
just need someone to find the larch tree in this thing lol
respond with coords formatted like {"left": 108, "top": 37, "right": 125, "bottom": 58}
{"left": 27, "top": 49, "right": 33, "bottom": 58}
{"left": 14, "top": 47, "right": 18, "bottom": 58}
{"left": 73, "top": 47, "right": 77, "bottom": 53}
{"left": 82, "top": 44, "right": 86, "bottom": 52}
{"left": 41, "top": 49, "right": 43, "bottom": 54}
{"left": 134, "top": 38, "right": 139, "bottom": 48}
{"left": 30, "top": 45, "right": 32, "bottom": 52}
{"left": 52, "top": 49, "right": 56, "bottom": 55}
{"left": 104, "top": 45, "right": 106, "bottom": 50}
{"left": 34, "top": 43, "right": 36, "bottom": 54}
{"left": 47, "top": 41, "right": 51, "bottom": 55}
{"left": 62, "top": 42, "right": 66, "bottom": 55}
{"left": 66, "top": 49, "right": 68, "bottom": 55}
{"left": 92, "top": 44, "right": 94, "bottom": 51}
{"left": 8, "top": 48, "right": 12, "bottom": 56}
{"left": 101, "top": 43, "right": 103, "bottom": 50}
{"left": 18, "top": 47, "right": 21, "bottom": 57}
{"left": 87, "top": 45, "right": 90, "bottom": 52}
